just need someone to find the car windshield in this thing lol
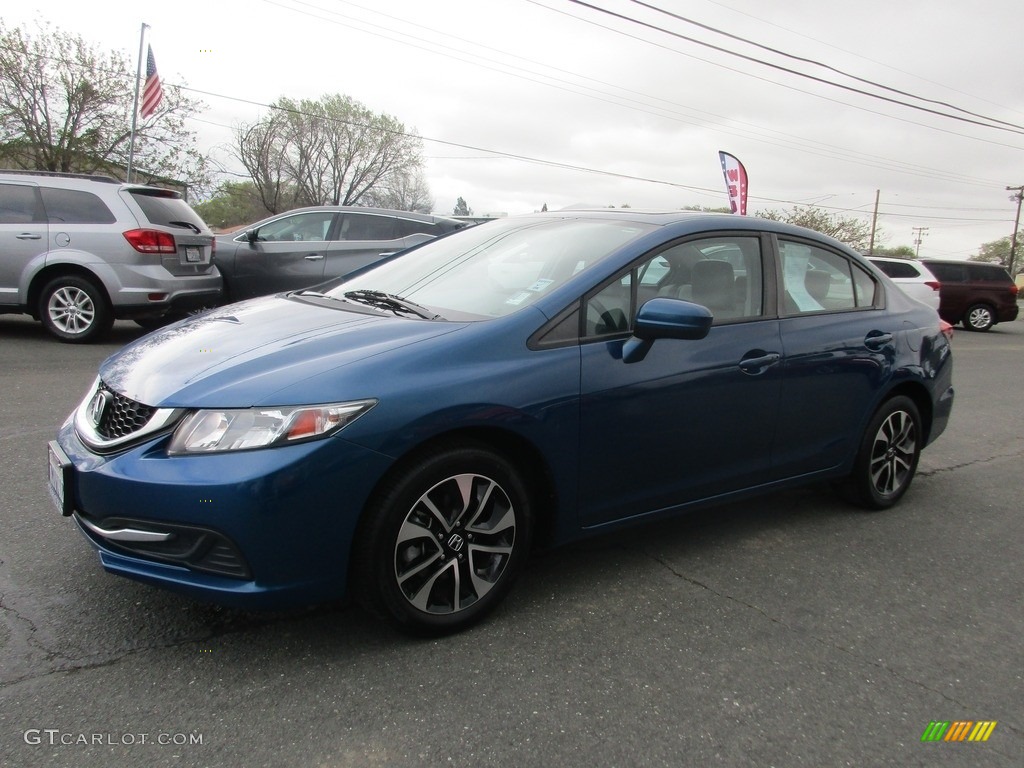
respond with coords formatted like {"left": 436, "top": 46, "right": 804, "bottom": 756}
{"left": 327, "top": 217, "right": 655, "bottom": 318}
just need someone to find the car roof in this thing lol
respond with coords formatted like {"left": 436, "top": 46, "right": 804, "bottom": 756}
{"left": 257, "top": 205, "right": 462, "bottom": 223}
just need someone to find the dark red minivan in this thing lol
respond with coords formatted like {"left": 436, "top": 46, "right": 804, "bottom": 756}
{"left": 920, "top": 259, "right": 1019, "bottom": 332}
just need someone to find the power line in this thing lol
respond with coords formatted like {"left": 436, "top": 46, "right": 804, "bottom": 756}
{"left": 1, "top": 19, "right": 1016, "bottom": 229}
{"left": 627, "top": 0, "right": 1024, "bottom": 132}
{"left": 561, "top": 0, "right": 1024, "bottom": 136}
{"left": 522, "top": 1, "right": 1024, "bottom": 157}
{"left": 247, "top": 0, "right": 1018, "bottom": 189}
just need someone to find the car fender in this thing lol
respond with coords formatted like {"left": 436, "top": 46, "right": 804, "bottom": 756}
{"left": 23, "top": 250, "right": 117, "bottom": 305}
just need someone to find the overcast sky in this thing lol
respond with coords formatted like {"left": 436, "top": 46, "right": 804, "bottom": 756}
{"left": 9, "top": 0, "right": 1024, "bottom": 258}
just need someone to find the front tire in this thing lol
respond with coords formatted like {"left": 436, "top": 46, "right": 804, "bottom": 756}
{"left": 38, "top": 276, "right": 112, "bottom": 343}
{"left": 837, "top": 395, "right": 922, "bottom": 510}
{"left": 354, "top": 443, "right": 533, "bottom": 635}
{"left": 963, "top": 304, "right": 995, "bottom": 332}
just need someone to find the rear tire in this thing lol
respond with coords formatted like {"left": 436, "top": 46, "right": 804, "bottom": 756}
{"left": 38, "top": 275, "right": 112, "bottom": 343}
{"left": 963, "top": 304, "right": 995, "bottom": 332}
{"left": 353, "top": 442, "right": 533, "bottom": 636}
{"left": 836, "top": 395, "right": 921, "bottom": 510}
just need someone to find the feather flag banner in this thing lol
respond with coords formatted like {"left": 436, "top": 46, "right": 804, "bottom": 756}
{"left": 718, "top": 151, "right": 748, "bottom": 215}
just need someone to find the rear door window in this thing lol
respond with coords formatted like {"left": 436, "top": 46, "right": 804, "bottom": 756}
{"left": 41, "top": 188, "right": 116, "bottom": 224}
{"left": 924, "top": 262, "right": 965, "bottom": 282}
{"left": 339, "top": 213, "right": 398, "bottom": 241}
{"left": 780, "top": 240, "right": 878, "bottom": 313}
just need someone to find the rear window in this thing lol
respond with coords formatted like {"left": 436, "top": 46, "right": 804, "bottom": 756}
{"left": 41, "top": 187, "right": 116, "bottom": 224}
{"left": 128, "top": 189, "right": 208, "bottom": 231}
{"left": 392, "top": 217, "right": 435, "bottom": 238}
{"left": 872, "top": 260, "right": 920, "bottom": 279}
{"left": 967, "top": 264, "right": 1012, "bottom": 282}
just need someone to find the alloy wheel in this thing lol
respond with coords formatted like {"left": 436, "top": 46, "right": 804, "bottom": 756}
{"left": 869, "top": 409, "right": 917, "bottom": 498}
{"left": 47, "top": 285, "right": 97, "bottom": 335}
{"left": 393, "top": 472, "right": 517, "bottom": 615}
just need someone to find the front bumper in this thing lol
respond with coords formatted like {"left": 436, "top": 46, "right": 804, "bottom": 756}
{"left": 55, "top": 418, "right": 393, "bottom": 609}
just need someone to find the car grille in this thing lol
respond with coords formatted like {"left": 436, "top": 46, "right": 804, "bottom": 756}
{"left": 75, "top": 380, "right": 183, "bottom": 454}
{"left": 95, "top": 387, "right": 157, "bottom": 440}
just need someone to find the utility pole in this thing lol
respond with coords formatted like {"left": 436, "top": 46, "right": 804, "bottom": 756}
{"left": 912, "top": 226, "right": 929, "bottom": 257}
{"left": 868, "top": 189, "right": 880, "bottom": 254}
{"left": 1007, "top": 185, "right": 1023, "bottom": 277}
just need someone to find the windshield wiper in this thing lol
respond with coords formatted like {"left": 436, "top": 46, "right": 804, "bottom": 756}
{"left": 167, "top": 220, "right": 202, "bottom": 234}
{"left": 343, "top": 290, "right": 443, "bottom": 320}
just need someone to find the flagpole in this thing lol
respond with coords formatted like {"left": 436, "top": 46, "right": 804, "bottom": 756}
{"left": 126, "top": 22, "right": 149, "bottom": 183}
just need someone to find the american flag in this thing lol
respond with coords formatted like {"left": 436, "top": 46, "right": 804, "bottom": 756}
{"left": 140, "top": 45, "right": 163, "bottom": 119}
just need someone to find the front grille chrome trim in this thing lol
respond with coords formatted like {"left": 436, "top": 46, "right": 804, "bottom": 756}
{"left": 74, "top": 377, "right": 184, "bottom": 452}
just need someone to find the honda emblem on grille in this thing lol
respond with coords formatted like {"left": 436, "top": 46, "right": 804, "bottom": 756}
{"left": 87, "top": 390, "right": 112, "bottom": 427}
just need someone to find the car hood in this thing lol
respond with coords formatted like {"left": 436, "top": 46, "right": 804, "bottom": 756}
{"left": 100, "top": 296, "right": 463, "bottom": 407}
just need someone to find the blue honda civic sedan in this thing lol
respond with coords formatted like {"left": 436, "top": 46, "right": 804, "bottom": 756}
{"left": 48, "top": 210, "right": 953, "bottom": 634}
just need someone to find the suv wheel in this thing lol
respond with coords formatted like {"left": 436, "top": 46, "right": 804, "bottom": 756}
{"left": 963, "top": 303, "right": 995, "bottom": 332}
{"left": 38, "top": 276, "right": 113, "bottom": 343}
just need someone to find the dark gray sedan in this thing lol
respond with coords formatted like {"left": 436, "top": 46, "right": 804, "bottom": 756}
{"left": 214, "top": 206, "right": 467, "bottom": 302}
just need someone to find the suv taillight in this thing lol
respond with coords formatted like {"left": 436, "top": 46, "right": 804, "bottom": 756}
{"left": 925, "top": 280, "right": 941, "bottom": 292}
{"left": 123, "top": 229, "right": 176, "bottom": 254}
{"left": 1011, "top": 283, "right": 1019, "bottom": 296}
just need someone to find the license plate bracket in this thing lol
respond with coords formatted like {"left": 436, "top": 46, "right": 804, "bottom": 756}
{"left": 47, "top": 440, "right": 74, "bottom": 516}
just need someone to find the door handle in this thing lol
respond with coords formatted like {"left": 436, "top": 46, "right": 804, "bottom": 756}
{"left": 864, "top": 331, "right": 894, "bottom": 350}
{"left": 303, "top": 254, "right": 324, "bottom": 261}
{"left": 377, "top": 251, "right": 397, "bottom": 258}
{"left": 738, "top": 352, "right": 781, "bottom": 375}
{"left": 17, "top": 233, "right": 43, "bottom": 240}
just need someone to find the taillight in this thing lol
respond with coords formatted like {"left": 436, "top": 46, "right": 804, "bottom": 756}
{"left": 1011, "top": 283, "right": 1019, "bottom": 296}
{"left": 939, "top": 320, "right": 954, "bottom": 340}
{"left": 123, "top": 229, "right": 176, "bottom": 254}
{"left": 925, "top": 281, "right": 941, "bottom": 292}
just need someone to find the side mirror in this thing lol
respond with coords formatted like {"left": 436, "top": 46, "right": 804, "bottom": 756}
{"left": 245, "top": 228, "right": 259, "bottom": 244}
{"left": 623, "top": 298, "right": 713, "bottom": 363}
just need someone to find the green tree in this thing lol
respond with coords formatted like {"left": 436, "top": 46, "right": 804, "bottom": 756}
{"left": 971, "top": 233, "right": 1023, "bottom": 275}
{"left": 0, "top": 20, "right": 209, "bottom": 190}
{"left": 235, "top": 94, "right": 425, "bottom": 214}
{"left": 757, "top": 205, "right": 871, "bottom": 251}
{"left": 453, "top": 196, "right": 472, "bottom": 216}
{"left": 193, "top": 181, "right": 273, "bottom": 230}
{"left": 680, "top": 205, "right": 732, "bottom": 213}
{"left": 869, "top": 245, "right": 916, "bottom": 258}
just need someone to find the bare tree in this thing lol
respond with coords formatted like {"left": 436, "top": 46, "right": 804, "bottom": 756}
{"left": 363, "top": 169, "right": 434, "bottom": 212}
{"left": 757, "top": 206, "right": 871, "bottom": 251}
{"left": 235, "top": 94, "right": 426, "bottom": 212}
{"left": 235, "top": 113, "right": 291, "bottom": 214}
{"left": 0, "top": 20, "right": 209, "bottom": 190}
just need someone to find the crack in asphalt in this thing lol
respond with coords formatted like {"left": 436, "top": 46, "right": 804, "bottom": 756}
{"left": 918, "top": 447, "right": 1024, "bottom": 477}
{"left": 637, "top": 547, "right": 1022, "bottom": 743}
{"left": 0, "top": 598, "right": 337, "bottom": 691}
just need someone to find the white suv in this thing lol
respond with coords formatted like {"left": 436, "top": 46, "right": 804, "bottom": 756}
{"left": 0, "top": 171, "right": 222, "bottom": 342}
{"left": 867, "top": 256, "right": 941, "bottom": 311}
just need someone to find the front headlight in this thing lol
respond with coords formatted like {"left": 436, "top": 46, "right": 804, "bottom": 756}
{"left": 167, "top": 400, "right": 376, "bottom": 455}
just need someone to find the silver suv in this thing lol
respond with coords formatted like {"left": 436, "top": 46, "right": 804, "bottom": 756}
{"left": 0, "top": 171, "right": 221, "bottom": 342}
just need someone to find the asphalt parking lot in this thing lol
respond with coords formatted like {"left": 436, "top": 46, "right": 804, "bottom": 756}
{"left": 1, "top": 313, "right": 1022, "bottom": 767}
